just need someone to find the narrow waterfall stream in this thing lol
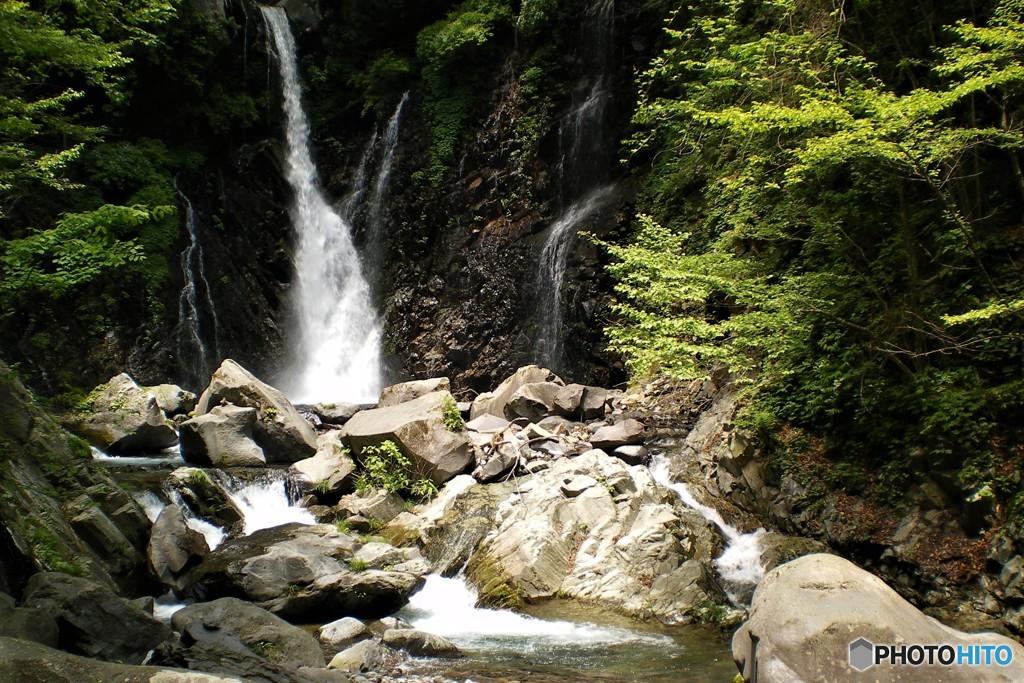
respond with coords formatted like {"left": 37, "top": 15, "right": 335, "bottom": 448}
{"left": 261, "top": 6, "right": 383, "bottom": 404}
{"left": 362, "top": 91, "right": 409, "bottom": 290}
{"left": 174, "top": 183, "right": 220, "bottom": 390}
{"left": 208, "top": 469, "right": 316, "bottom": 535}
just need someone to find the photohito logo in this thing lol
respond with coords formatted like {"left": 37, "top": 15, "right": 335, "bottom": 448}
{"left": 849, "top": 638, "right": 1014, "bottom": 672}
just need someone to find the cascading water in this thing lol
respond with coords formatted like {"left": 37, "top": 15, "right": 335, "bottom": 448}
{"left": 338, "top": 130, "right": 377, "bottom": 223}
{"left": 649, "top": 454, "right": 765, "bottom": 601}
{"left": 535, "top": 0, "right": 616, "bottom": 370}
{"left": 361, "top": 91, "right": 409, "bottom": 290}
{"left": 209, "top": 469, "right": 315, "bottom": 536}
{"left": 175, "top": 182, "right": 220, "bottom": 389}
{"left": 261, "top": 6, "right": 383, "bottom": 404}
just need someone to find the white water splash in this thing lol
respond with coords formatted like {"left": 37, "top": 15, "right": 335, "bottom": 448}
{"left": 185, "top": 517, "right": 226, "bottom": 551}
{"left": 398, "top": 575, "right": 669, "bottom": 652}
{"left": 261, "top": 6, "right": 383, "bottom": 404}
{"left": 649, "top": 454, "right": 765, "bottom": 595}
{"left": 212, "top": 470, "right": 315, "bottom": 536}
{"left": 134, "top": 491, "right": 167, "bottom": 523}
{"left": 91, "top": 446, "right": 184, "bottom": 468}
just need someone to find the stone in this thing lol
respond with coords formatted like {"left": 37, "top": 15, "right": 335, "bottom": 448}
{"left": 318, "top": 617, "right": 371, "bottom": 653}
{"left": 187, "top": 524, "right": 425, "bottom": 622}
{"left": 170, "top": 597, "right": 324, "bottom": 678}
{"left": 589, "top": 418, "right": 646, "bottom": 450}
{"left": 290, "top": 431, "right": 357, "bottom": 495}
{"left": 0, "top": 636, "right": 246, "bottom": 683}
{"left": 1001, "top": 555, "right": 1024, "bottom": 601}
{"left": 579, "top": 387, "right": 609, "bottom": 420}
{"left": 328, "top": 639, "right": 391, "bottom": 673}
{"left": 470, "top": 365, "right": 563, "bottom": 420}
{"left": 196, "top": 359, "right": 317, "bottom": 463}
{"left": 178, "top": 405, "right": 266, "bottom": 468}
{"left": 342, "top": 391, "right": 474, "bottom": 485}
{"left": 308, "top": 402, "right": 365, "bottom": 426}
{"left": 167, "top": 468, "right": 244, "bottom": 531}
{"left": 504, "top": 382, "right": 563, "bottom": 421}
{"left": 149, "top": 384, "right": 198, "bottom": 416}
{"left": 148, "top": 505, "right": 209, "bottom": 588}
{"left": 560, "top": 475, "right": 599, "bottom": 498}
{"left": 20, "top": 572, "right": 170, "bottom": 664}
{"left": 732, "top": 554, "right": 1024, "bottom": 682}
{"left": 337, "top": 489, "right": 405, "bottom": 523}
{"left": 756, "top": 532, "right": 829, "bottom": 573}
{"left": 65, "top": 496, "right": 145, "bottom": 574}
{"left": 0, "top": 597, "right": 58, "bottom": 647}
{"left": 465, "top": 414, "right": 510, "bottom": 434}
{"left": 612, "top": 444, "right": 648, "bottom": 465}
{"left": 382, "top": 628, "right": 461, "bottom": 657}
{"left": 68, "top": 373, "right": 178, "bottom": 454}
{"left": 553, "top": 384, "right": 586, "bottom": 416}
{"left": 378, "top": 377, "right": 451, "bottom": 407}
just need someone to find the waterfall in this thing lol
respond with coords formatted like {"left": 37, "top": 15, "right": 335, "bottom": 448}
{"left": 261, "top": 6, "right": 383, "bottom": 404}
{"left": 338, "top": 130, "right": 377, "bottom": 223}
{"left": 209, "top": 469, "right": 315, "bottom": 536}
{"left": 175, "top": 183, "right": 220, "bottom": 390}
{"left": 649, "top": 454, "right": 765, "bottom": 601}
{"left": 362, "top": 91, "right": 409, "bottom": 290}
{"left": 535, "top": 0, "right": 616, "bottom": 370}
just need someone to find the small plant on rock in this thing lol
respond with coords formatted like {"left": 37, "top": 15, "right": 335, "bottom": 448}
{"left": 348, "top": 558, "right": 369, "bottom": 572}
{"left": 411, "top": 477, "right": 438, "bottom": 501}
{"left": 441, "top": 395, "right": 464, "bottom": 432}
{"left": 359, "top": 440, "right": 411, "bottom": 493}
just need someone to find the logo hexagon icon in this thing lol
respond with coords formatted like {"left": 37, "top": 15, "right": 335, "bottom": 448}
{"left": 849, "top": 637, "right": 875, "bottom": 672}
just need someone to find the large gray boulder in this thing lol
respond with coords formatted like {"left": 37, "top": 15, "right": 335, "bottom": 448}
{"left": 178, "top": 405, "right": 266, "bottom": 467}
{"left": 318, "top": 617, "right": 371, "bottom": 653}
{"left": 187, "top": 524, "right": 426, "bottom": 622}
{"left": 290, "top": 431, "right": 357, "bottom": 495}
{"left": 342, "top": 391, "right": 473, "bottom": 485}
{"left": 733, "top": 553, "right": 1024, "bottom": 682}
{"left": 149, "top": 384, "right": 198, "bottom": 416}
{"left": 68, "top": 373, "right": 178, "bottom": 454}
{"left": 196, "top": 360, "right": 316, "bottom": 463}
{"left": 169, "top": 597, "right": 324, "bottom": 680}
{"left": 381, "top": 628, "right": 461, "bottom": 657}
{"left": 470, "top": 365, "right": 563, "bottom": 420}
{"left": 148, "top": 505, "right": 209, "bottom": 589}
{"left": 0, "top": 636, "right": 245, "bottom": 682}
{"left": 504, "top": 382, "right": 563, "bottom": 421}
{"left": 590, "top": 418, "right": 646, "bottom": 450}
{"left": 20, "top": 572, "right": 170, "bottom": 664}
{"left": 0, "top": 593, "right": 58, "bottom": 647}
{"left": 378, "top": 377, "right": 450, "bottom": 407}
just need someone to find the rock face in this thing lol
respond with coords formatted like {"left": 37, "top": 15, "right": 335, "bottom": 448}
{"left": 148, "top": 505, "right": 209, "bottom": 589}
{"left": 68, "top": 373, "right": 178, "bottom": 454}
{"left": 342, "top": 391, "right": 473, "bottom": 485}
{"left": 187, "top": 524, "right": 426, "bottom": 622}
{"left": 178, "top": 405, "right": 266, "bottom": 467}
{"left": 463, "top": 449, "right": 725, "bottom": 621}
{"left": 167, "top": 597, "right": 324, "bottom": 681}
{"left": 196, "top": 360, "right": 316, "bottom": 463}
{"left": 20, "top": 572, "right": 170, "bottom": 664}
{"left": 733, "top": 554, "right": 1024, "bottom": 682}
{"left": 378, "top": 377, "right": 450, "bottom": 407}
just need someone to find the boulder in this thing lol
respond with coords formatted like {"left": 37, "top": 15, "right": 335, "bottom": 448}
{"left": 0, "top": 594, "right": 58, "bottom": 647}
{"left": 170, "top": 597, "right": 324, "bottom": 678}
{"left": 149, "top": 384, "right": 198, "bottom": 416}
{"left": 552, "top": 384, "right": 585, "bottom": 416}
{"left": 504, "top": 382, "right": 563, "bottom": 421}
{"left": 337, "top": 489, "right": 405, "bottom": 523}
{"left": 465, "top": 414, "right": 510, "bottom": 434}
{"left": 613, "top": 444, "right": 648, "bottom": 465}
{"left": 167, "top": 467, "right": 244, "bottom": 532}
{"left": 553, "top": 384, "right": 608, "bottom": 420}
{"left": 187, "top": 524, "right": 426, "bottom": 622}
{"left": 307, "top": 402, "right": 365, "bottom": 426}
{"left": 327, "top": 639, "right": 392, "bottom": 673}
{"left": 196, "top": 360, "right": 316, "bottom": 463}
{"left": 148, "top": 505, "right": 210, "bottom": 588}
{"left": 0, "top": 636, "right": 246, "bottom": 683}
{"left": 318, "top": 617, "right": 371, "bottom": 652}
{"left": 470, "top": 365, "right": 563, "bottom": 420}
{"left": 382, "top": 628, "right": 461, "bottom": 657}
{"left": 178, "top": 405, "right": 266, "bottom": 468}
{"left": 589, "top": 418, "right": 646, "bottom": 450}
{"left": 378, "top": 377, "right": 450, "bottom": 407}
{"left": 65, "top": 495, "right": 145, "bottom": 575}
{"left": 20, "top": 572, "right": 170, "bottom": 664}
{"left": 732, "top": 553, "right": 1024, "bottom": 682}
{"left": 290, "top": 431, "right": 357, "bottom": 495}
{"left": 756, "top": 532, "right": 829, "bottom": 573}
{"left": 342, "top": 391, "right": 473, "bottom": 485}
{"left": 68, "top": 373, "right": 178, "bottom": 454}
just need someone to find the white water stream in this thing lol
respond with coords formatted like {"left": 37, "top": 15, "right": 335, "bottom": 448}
{"left": 210, "top": 469, "right": 315, "bottom": 536}
{"left": 363, "top": 91, "right": 408, "bottom": 289}
{"left": 262, "top": 6, "right": 383, "bottom": 404}
{"left": 175, "top": 182, "right": 220, "bottom": 389}
{"left": 649, "top": 454, "right": 765, "bottom": 597}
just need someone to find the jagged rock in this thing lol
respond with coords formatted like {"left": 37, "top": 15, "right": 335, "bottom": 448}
{"left": 553, "top": 384, "right": 608, "bottom": 420}
{"left": 0, "top": 636, "right": 246, "bottom": 682}
{"left": 504, "top": 382, "right": 562, "bottom": 421}
{"left": 68, "top": 373, "right": 178, "bottom": 454}
{"left": 733, "top": 554, "right": 1024, "bottom": 682}
{"left": 613, "top": 444, "right": 648, "bottom": 465}
{"left": 465, "top": 449, "right": 724, "bottom": 621}
{"left": 579, "top": 387, "right": 609, "bottom": 419}
{"left": 167, "top": 468, "right": 244, "bottom": 531}
{"left": 342, "top": 391, "right": 473, "bottom": 485}
{"left": 337, "top": 489, "right": 405, "bottom": 523}
{"left": 149, "top": 505, "right": 209, "bottom": 589}
{"left": 365, "top": 616, "right": 413, "bottom": 637}
{"left": 382, "top": 628, "right": 461, "bottom": 657}
{"left": 20, "top": 572, "right": 170, "bottom": 664}
{"left": 290, "top": 431, "right": 357, "bottom": 495}
{"left": 351, "top": 542, "right": 429, "bottom": 574}
{"left": 553, "top": 384, "right": 586, "bottom": 416}
{"left": 318, "top": 617, "right": 371, "bottom": 653}
{"left": 378, "top": 378, "right": 450, "bottom": 407}
{"left": 0, "top": 594, "right": 58, "bottom": 647}
{"left": 307, "top": 403, "right": 365, "bottom": 426}
{"left": 756, "top": 532, "right": 829, "bottom": 573}
{"left": 169, "top": 597, "right": 324, "bottom": 679}
{"left": 470, "top": 365, "right": 564, "bottom": 420}
{"left": 179, "top": 405, "right": 266, "bottom": 468}
{"left": 1001, "top": 555, "right": 1024, "bottom": 601}
{"left": 150, "top": 384, "right": 198, "bottom": 416}
{"left": 187, "top": 524, "right": 425, "bottom": 622}
{"left": 589, "top": 418, "right": 646, "bottom": 450}
{"left": 328, "top": 639, "right": 392, "bottom": 673}
{"left": 65, "top": 494, "right": 145, "bottom": 574}
{"left": 196, "top": 359, "right": 316, "bottom": 463}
